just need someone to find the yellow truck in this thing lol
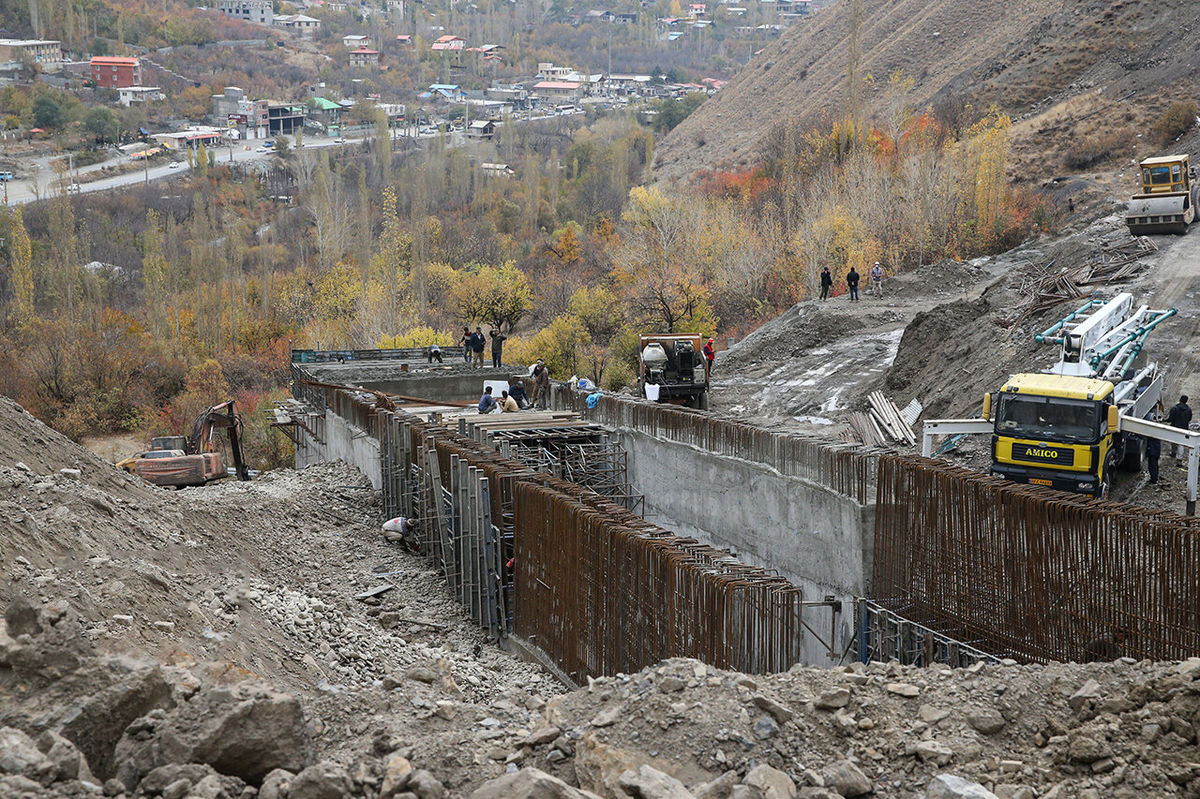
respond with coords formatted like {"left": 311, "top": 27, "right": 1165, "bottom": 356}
{"left": 924, "top": 294, "right": 1175, "bottom": 498}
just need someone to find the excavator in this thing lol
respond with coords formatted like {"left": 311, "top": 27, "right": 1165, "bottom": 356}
{"left": 1126, "top": 154, "right": 1200, "bottom": 235}
{"left": 120, "top": 401, "right": 249, "bottom": 488}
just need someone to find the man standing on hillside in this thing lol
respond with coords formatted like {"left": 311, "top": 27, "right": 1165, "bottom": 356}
{"left": 870, "top": 262, "right": 884, "bottom": 297}
{"left": 489, "top": 328, "right": 507, "bottom": 369}
{"left": 819, "top": 266, "right": 834, "bottom": 300}
{"left": 1168, "top": 395, "right": 1192, "bottom": 466}
{"left": 703, "top": 338, "right": 716, "bottom": 375}
{"left": 846, "top": 267, "right": 860, "bottom": 301}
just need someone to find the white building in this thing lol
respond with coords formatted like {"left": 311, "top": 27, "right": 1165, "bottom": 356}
{"left": 214, "top": 0, "right": 274, "bottom": 25}
{"left": 118, "top": 86, "right": 164, "bottom": 106}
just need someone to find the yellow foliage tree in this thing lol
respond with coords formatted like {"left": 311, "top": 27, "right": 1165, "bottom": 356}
{"left": 7, "top": 206, "right": 33, "bottom": 326}
{"left": 453, "top": 261, "right": 532, "bottom": 333}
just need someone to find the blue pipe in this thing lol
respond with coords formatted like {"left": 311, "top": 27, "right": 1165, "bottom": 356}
{"left": 1035, "top": 299, "right": 1106, "bottom": 344}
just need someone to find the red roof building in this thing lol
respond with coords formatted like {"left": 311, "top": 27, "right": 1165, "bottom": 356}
{"left": 90, "top": 56, "right": 141, "bottom": 88}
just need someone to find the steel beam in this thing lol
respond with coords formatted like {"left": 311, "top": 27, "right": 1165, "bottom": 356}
{"left": 921, "top": 419, "right": 994, "bottom": 457}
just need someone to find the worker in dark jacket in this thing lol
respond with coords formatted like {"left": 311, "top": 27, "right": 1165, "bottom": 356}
{"left": 1146, "top": 436, "right": 1162, "bottom": 485}
{"left": 846, "top": 267, "right": 860, "bottom": 301}
{"left": 820, "top": 266, "right": 834, "bottom": 300}
{"left": 1168, "top": 395, "right": 1192, "bottom": 466}
{"left": 478, "top": 386, "right": 498, "bottom": 413}
{"left": 489, "top": 328, "right": 507, "bottom": 368}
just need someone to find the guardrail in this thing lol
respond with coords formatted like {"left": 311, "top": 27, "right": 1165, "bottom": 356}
{"left": 291, "top": 346, "right": 466, "bottom": 363}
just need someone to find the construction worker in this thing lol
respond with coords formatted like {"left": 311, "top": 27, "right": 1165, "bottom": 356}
{"left": 870, "top": 262, "right": 884, "bottom": 297}
{"left": 819, "top": 266, "right": 833, "bottom": 300}
{"left": 478, "top": 385, "right": 498, "bottom": 413}
{"left": 532, "top": 360, "right": 551, "bottom": 410}
{"left": 427, "top": 342, "right": 443, "bottom": 363}
{"left": 1083, "top": 627, "right": 1130, "bottom": 662}
{"left": 509, "top": 378, "right": 530, "bottom": 409}
{"left": 489, "top": 328, "right": 507, "bottom": 368}
{"left": 703, "top": 338, "right": 715, "bottom": 375}
{"left": 471, "top": 327, "right": 486, "bottom": 368}
{"left": 1168, "top": 395, "right": 1192, "bottom": 466}
{"left": 500, "top": 389, "right": 519, "bottom": 413}
{"left": 846, "top": 267, "right": 860, "bottom": 301}
{"left": 1146, "top": 436, "right": 1161, "bottom": 485}
{"left": 458, "top": 327, "right": 472, "bottom": 363}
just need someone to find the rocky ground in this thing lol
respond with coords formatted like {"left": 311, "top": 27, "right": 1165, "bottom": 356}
{"left": 4, "top": 376, "right": 1200, "bottom": 798}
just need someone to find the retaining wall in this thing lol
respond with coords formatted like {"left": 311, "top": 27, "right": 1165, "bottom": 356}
{"left": 560, "top": 390, "right": 878, "bottom": 664}
{"left": 296, "top": 406, "right": 382, "bottom": 488}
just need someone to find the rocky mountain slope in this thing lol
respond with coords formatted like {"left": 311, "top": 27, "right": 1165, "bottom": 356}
{"left": 654, "top": 0, "right": 1200, "bottom": 185}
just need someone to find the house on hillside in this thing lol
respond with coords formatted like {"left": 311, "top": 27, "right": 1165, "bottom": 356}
{"left": 424, "top": 83, "right": 464, "bottom": 101}
{"left": 90, "top": 56, "right": 141, "bottom": 88}
{"left": 274, "top": 14, "right": 321, "bottom": 37}
{"left": 118, "top": 86, "right": 164, "bottom": 106}
{"left": 395, "top": 34, "right": 413, "bottom": 46}
{"left": 431, "top": 35, "right": 466, "bottom": 51}
{"left": 481, "top": 162, "right": 514, "bottom": 177}
{"left": 532, "top": 80, "right": 582, "bottom": 101}
{"left": 467, "top": 119, "right": 495, "bottom": 139}
{"left": 214, "top": 0, "right": 274, "bottom": 25}
{"left": 0, "top": 39, "right": 63, "bottom": 71}
{"left": 343, "top": 34, "right": 373, "bottom": 48}
{"left": 347, "top": 48, "right": 380, "bottom": 67}
{"left": 309, "top": 96, "right": 347, "bottom": 133}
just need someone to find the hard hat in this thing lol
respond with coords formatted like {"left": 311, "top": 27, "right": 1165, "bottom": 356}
{"left": 707, "top": 338, "right": 714, "bottom": 342}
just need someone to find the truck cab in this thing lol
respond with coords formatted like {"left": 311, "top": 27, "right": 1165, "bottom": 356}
{"left": 990, "top": 374, "right": 1121, "bottom": 496}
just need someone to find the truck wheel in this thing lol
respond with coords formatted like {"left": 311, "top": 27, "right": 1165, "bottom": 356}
{"left": 1119, "top": 435, "right": 1145, "bottom": 472}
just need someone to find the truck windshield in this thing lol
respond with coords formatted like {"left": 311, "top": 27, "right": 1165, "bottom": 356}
{"left": 995, "top": 395, "right": 1101, "bottom": 444}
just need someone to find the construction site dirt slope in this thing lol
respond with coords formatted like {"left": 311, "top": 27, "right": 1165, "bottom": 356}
{"left": 4, "top": 378, "right": 1200, "bottom": 798}
{"left": 654, "top": 0, "right": 1200, "bottom": 186}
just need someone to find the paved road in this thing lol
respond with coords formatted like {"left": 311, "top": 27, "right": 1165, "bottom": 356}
{"left": 1, "top": 135, "right": 364, "bottom": 205}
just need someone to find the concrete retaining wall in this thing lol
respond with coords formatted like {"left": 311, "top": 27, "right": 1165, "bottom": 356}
{"left": 617, "top": 425, "right": 873, "bottom": 665}
{"left": 296, "top": 411, "right": 382, "bottom": 489}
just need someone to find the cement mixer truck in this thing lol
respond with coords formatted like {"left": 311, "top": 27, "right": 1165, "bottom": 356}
{"left": 638, "top": 334, "right": 709, "bottom": 409}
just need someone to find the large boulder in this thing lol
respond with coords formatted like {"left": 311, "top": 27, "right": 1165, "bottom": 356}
{"left": 113, "top": 682, "right": 314, "bottom": 787}
{"left": 0, "top": 727, "right": 54, "bottom": 785}
{"left": 289, "top": 761, "right": 353, "bottom": 799}
{"left": 58, "top": 663, "right": 176, "bottom": 781}
{"left": 470, "top": 768, "right": 604, "bottom": 799}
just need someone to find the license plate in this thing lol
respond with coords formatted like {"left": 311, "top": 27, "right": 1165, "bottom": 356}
{"left": 1030, "top": 478, "right": 1052, "bottom": 486}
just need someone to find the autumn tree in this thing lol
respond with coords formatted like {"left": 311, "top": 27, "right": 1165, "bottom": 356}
{"left": 613, "top": 186, "right": 718, "bottom": 334}
{"left": 6, "top": 207, "right": 33, "bottom": 326}
{"left": 453, "top": 261, "right": 532, "bottom": 333}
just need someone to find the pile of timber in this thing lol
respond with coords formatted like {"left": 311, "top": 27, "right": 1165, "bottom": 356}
{"left": 847, "top": 392, "right": 916, "bottom": 447}
{"left": 1075, "top": 236, "right": 1158, "bottom": 285}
